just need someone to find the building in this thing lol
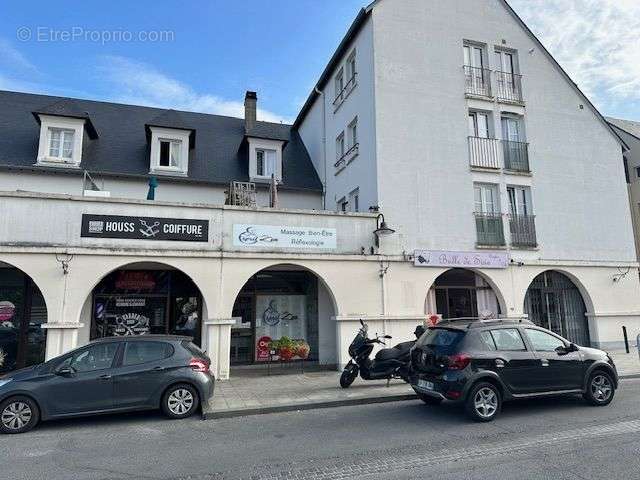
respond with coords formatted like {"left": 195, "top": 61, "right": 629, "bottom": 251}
{"left": 1, "top": 0, "right": 639, "bottom": 380}
{"left": 607, "top": 117, "right": 640, "bottom": 261}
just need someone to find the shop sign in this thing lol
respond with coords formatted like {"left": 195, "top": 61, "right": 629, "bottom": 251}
{"left": 0, "top": 301, "right": 15, "bottom": 322}
{"left": 414, "top": 250, "right": 509, "bottom": 269}
{"left": 81, "top": 214, "right": 209, "bottom": 242}
{"left": 115, "top": 272, "right": 156, "bottom": 291}
{"left": 233, "top": 224, "right": 337, "bottom": 249}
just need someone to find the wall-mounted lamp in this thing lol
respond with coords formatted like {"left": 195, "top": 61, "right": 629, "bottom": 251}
{"left": 55, "top": 253, "right": 74, "bottom": 275}
{"left": 613, "top": 267, "right": 630, "bottom": 283}
{"left": 373, "top": 213, "right": 395, "bottom": 248}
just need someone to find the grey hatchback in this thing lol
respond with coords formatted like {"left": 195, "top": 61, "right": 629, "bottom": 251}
{"left": 0, "top": 335, "right": 215, "bottom": 434}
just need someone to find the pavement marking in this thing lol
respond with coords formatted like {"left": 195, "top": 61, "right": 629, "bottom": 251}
{"left": 251, "top": 419, "right": 640, "bottom": 480}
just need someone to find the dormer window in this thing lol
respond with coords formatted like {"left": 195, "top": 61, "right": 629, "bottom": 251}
{"left": 48, "top": 128, "right": 74, "bottom": 160}
{"left": 35, "top": 115, "right": 85, "bottom": 167}
{"left": 248, "top": 138, "right": 283, "bottom": 183}
{"left": 149, "top": 127, "right": 190, "bottom": 176}
{"left": 256, "top": 149, "right": 277, "bottom": 178}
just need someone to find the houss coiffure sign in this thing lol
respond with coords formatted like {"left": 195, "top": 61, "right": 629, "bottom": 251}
{"left": 81, "top": 214, "right": 209, "bottom": 242}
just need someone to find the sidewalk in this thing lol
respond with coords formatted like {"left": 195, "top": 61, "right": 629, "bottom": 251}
{"left": 203, "top": 351, "right": 640, "bottom": 420}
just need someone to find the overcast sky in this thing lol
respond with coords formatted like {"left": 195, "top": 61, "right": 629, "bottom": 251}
{"left": 0, "top": 0, "right": 638, "bottom": 122}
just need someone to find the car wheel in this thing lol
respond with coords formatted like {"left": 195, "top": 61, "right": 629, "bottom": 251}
{"left": 161, "top": 384, "right": 200, "bottom": 419}
{"left": 416, "top": 392, "right": 442, "bottom": 405}
{"left": 0, "top": 396, "right": 40, "bottom": 434}
{"left": 583, "top": 371, "right": 615, "bottom": 406}
{"left": 465, "top": 382, "right": 501, "bottom": 422}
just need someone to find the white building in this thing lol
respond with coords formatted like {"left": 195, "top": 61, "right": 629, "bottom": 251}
{"left": 1, "top": 0, "right": 638, "bottom": 380}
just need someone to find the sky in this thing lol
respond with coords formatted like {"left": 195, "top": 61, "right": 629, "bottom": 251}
{"left": 0, "top": 0, "right": 638, "bottom": 123}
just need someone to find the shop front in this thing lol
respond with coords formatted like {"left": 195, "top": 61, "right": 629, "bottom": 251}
{"left": 91, "top": 268, "right": 203, "bottom": 345}
{"left": 0, "top": 264, "right": 47, "bottom": 374}
{"left": 231, "top": 269, "right": 319, "bottom": 365}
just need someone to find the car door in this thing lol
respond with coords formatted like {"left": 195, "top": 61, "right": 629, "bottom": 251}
{"left": 112, "top": 341, "right": 175, "bottom": 409}
{"left": 486, "top": 328, "right": 539, "bottom": 394}
{"left": 44, "top": 342, "right": 120, "bottom": 416}
{"left": 523, "top": 328, "right": 584, "bottom": 391}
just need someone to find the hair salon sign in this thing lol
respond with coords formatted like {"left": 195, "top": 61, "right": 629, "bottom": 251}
{"left": 81, "top": 214, "right": 209, "bottom": 242}
{"left": 413, "top": 250, "right": 509, "bottom": 269}
{"left": 233, "top": 224, "right": 337, "bottom": 249}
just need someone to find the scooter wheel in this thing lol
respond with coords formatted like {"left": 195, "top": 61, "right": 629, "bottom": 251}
{"left": 340, "top": 367, "right": 358, "bottom": 388}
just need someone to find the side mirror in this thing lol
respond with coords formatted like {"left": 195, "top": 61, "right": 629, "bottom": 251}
{"left": 555, "top": 345, "right": 568, "bottom": 355}
{"left": 56, "top": 366, "right": 75, "bottom": 377}
{"left": 569, "top": 343, "right": 579, "bottom": 352}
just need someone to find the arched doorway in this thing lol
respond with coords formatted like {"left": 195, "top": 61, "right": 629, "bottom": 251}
{"left": 230, "top": 265, "right": 337, "bottom": 366}
{"left": 524, "top": 271, "right": 590, "bottom": 346}
{"left": 426, "top": 269, "right": 501, "bottom": 319}
{"left": 90, "top": 263, "right": 204, "bottom": 345}
{"left": 0, "top": 262, "right": 47, "bottom": 373}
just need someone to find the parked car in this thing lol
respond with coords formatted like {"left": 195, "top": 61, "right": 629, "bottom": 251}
{"left": 409, "top": 318, "right": 618, "bottom": 422}
{"left": 0, "top": 335, "right": 214, "bottom": 434}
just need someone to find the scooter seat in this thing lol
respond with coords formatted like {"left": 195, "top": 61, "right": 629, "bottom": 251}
{"left": 374, "top": 341, "right": 413, "bottom": 361}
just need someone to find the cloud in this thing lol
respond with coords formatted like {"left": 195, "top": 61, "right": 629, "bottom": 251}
{"left": 0, "top": 38, "right": 38, "bottom": 74}
{"left": 508, "top": 0, "right": 640, "bottom": 112}
{"left": 97, "top": 55, "right": 292, "bottom": 123}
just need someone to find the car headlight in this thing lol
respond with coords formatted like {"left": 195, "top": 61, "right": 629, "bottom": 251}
{"left": 0, "top": 378, "right": 12, "bottom": 388}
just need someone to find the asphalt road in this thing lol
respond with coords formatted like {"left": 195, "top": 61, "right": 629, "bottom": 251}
{"left": 3, "top": 378, "right": 640, "bottom": 480}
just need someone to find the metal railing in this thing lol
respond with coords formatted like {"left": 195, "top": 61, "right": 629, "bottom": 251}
{"left": 334, "top": 143, "right": 359, "bottom": 168}
{"left": 474, "top": 213, "right": 505, "bottom": 246}
{"left": 333, "top": 74, "right": 357, "bottom": 106}
{"left": 468, "top": 136, "right": 501, "bottom": 169}
{"left": 509, "top": 214, "right": 537, "bottom": 247}
{"left": 463, "top": 65, "right": 492, "bottom": 97}
{"left": 495, "top": 71, "right": 523, "bottom": 102}
{"left": 502, "top": 140, "right": 530, "bottom": 172}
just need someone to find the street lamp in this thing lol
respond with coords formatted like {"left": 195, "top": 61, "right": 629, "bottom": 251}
{"left": 373, "top": 213, "right": 395, "bottom": 248}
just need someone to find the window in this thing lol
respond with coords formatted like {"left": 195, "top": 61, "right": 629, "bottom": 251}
{"left": 468, "top": 112, "right": 490, "bottom": 138}
{"left": 507, "top": 186, "right": 532, "bottom": 216}
{"left": 336, "top": 132, "right": 345, "bottom": 160}
{"left": 256, "top": 149, "right": 277, "bottom": 178}
{"left": 635, "top": 166, "right": 640, "bottom": 179}
{"left": 474, "top": 184, "right": 499, "bottom": 214}
{"left": 490, "top": 328, "right": 526, "bottom": 351}
{"left": 478, "top": 331, "right": 497, "bottom": 351}
{"left": 501, "top": 115, "right": 524, "bottom": 142}
{"left": 61, "top": 343, "right": 119, "bottom": 373}
{"left": 346, "top": 50, "right": 357, "bottom": 82}
{"left": 159, "top": 139, "right": 181, "bottom": 168}
{"left": 334, "top": 68, "right": 344, "bottom": 101}
{"left": 123, "top": 342, "right": 173, "bottom": 366}
{"left": 349, "top": 188, "right": 360, "bottom": 212}
{"left": 495, "top": 49, "right": 516, "bottom": 75}
{"left": 464, "top": 44, "right": 484, "bottom": 69}
{"left": 525, "top": 329, "right": 566, "bottom": 352}
{"left": 348, "top": 118, "right": 358, "bottom": 149}
{"left": 338, "top": 197, "right": 348, "bottom": 212}
{"left": 48, "top": 128, "right": 75, "bottom": 160}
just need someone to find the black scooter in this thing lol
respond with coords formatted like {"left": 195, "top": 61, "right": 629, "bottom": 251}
{"left": 340, "top": 320, "right": 425, "bottom": 388}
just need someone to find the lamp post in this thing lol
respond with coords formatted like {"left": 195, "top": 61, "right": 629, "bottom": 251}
{"left": 373, "top": 213, "right": 395, "bottom": 248}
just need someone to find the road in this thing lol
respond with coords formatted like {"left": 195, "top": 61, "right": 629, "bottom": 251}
{"left": 3, "top": 378, "right": 640, "bottom": 480}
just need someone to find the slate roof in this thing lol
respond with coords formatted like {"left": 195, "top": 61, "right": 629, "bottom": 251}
{"left": 607, "top": 117, "right": 640, "bottom": 141}
{"left": 0, "top": 90, "right": 322, "bottom": 191}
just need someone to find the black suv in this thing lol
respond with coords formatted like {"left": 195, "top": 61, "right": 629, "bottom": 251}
{"left": 409, "top": 318, "right": 618, "bottom": 422}
{"left": 0, "top": 335, "right": 214, "bottom": 434}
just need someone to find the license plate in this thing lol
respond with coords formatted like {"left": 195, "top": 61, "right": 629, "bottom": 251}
{"left": 418, "top": 379, "right": 434, "bottom": 390}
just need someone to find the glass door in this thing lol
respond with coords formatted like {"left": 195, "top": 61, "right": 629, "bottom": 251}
{"left": 231, "top": 295, "right": 254, "bottom": 364}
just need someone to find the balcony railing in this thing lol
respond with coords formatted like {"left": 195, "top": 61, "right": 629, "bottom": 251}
{"left": 509, "top": 214, "right": 537, "bottom": 247}
{"left": 463, "top": 65, "right": 492, "bottom": 97}
{"left": 468, "top": 136, "right": 501, "bottom": 169}
{"left": 334, "top": 143, "right": 359, "bottom": 169}
{"left": 475, "top": 213, "right": 505, "bottom": 246}
{"left": 502, "top": 140, "right": 530, "bottom": 172}
{"left": 333, "top": 74, "right": 357, "bottom": 109}
{"left": 495, "top": 71, "right": 523, "bottom": 103}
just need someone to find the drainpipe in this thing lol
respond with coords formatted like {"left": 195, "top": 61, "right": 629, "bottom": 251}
{"left": 314, "top": 86, "right": 328, "bottom": 209}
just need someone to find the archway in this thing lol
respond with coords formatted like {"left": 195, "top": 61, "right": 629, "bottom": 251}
{"left": 426, "top": 268, "right": 503, "bottom": 319}
{"left": 0, "top": 261, "right": 48, "bottom": 373}
{"left": 88, "top": 262, "right": 205, "bottom": 346}
{"left": 230, "top": 264, "right": 338, "bottom": 367}
{"left": 524, "top": 271, "right": 590, "bottom": 346}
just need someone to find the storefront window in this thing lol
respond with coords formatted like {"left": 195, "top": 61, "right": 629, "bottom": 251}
{"left": 91, "top": 269, "right": 202, "bottom": 345}
{"left": 0, "top": 267, "right": 48, "bottom": 373}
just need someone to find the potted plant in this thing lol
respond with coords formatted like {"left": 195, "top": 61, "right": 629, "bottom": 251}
{"left": 294, "top": 340, "right": 310, "bottom": 359}
{"left": 270, "top": 336, "right": 296, "bottom": 361}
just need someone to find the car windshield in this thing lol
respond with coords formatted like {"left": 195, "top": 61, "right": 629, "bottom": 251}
{"left": 416, "top": 327, "right": 464, "bottom": 352}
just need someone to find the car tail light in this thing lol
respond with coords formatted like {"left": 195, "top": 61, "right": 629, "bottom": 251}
{"left": 446, "top": 353, "right": 471, "bottom": 370}
{"left": 189, "top": 358, "right": 210, "bottom": 373}
{"left": 446, "top": 390, "right": 462, "bottom": 400}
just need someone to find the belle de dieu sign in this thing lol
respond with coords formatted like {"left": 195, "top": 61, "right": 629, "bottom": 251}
{"left": 413, "top": 250, "right": 509, "bottom": 269}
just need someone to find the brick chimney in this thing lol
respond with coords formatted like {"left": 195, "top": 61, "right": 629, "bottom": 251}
{"left": 244, "top": 91, "right": 257, "bottom": 132}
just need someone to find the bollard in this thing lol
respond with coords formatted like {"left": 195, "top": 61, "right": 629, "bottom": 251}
{"left": 623, "top": 326, "right": 629, "bottom": 354}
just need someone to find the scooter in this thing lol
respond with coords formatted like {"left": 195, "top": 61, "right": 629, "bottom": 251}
{"left": 340, "top": 320, "right": 426, "bottom": 388}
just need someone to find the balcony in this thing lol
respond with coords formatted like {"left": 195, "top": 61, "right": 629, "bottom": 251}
{"left": 495, "top": 71, "right": 524, "bottom": 103}
{"left": 502, "top": 140, "right": 530, "bottom": 172}
{"left": 509, "top": 214, "right": 537, "bottom": 247}
{"left": 463, "top": 66, "right": 492, "bottom": 98}
{"left": 334, "top": 143, "right": 359, "bottom": 172}
{"left": 468, "top": 136, "right": 501, "bottom": 169}
{"left": 474, "top": 213, "right": 505, "bottom": 246}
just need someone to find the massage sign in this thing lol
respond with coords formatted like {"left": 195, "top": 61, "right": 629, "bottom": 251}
{"left": 81, "top": 214, "right": 209, "bottom": 242}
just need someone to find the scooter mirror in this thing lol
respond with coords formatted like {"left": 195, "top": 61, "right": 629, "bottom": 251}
{"left": 384, "top": 335, "right": 392, "bottom": 339}
{"left": 359, "top": 319, "right": 365, "bottom": 327}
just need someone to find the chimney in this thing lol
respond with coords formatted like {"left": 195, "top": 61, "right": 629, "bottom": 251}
{"left": 244, "top": 91, "right": 257, "bottom": 132}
